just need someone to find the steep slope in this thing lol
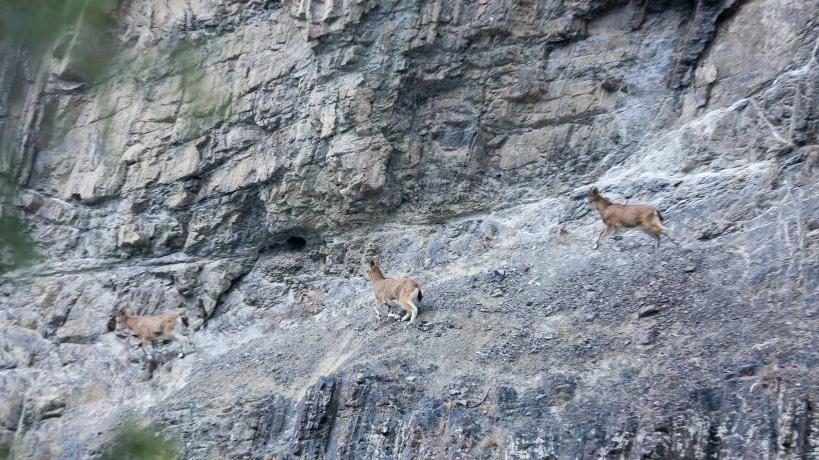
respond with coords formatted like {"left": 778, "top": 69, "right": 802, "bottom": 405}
{"left": 1, "top": 0, "right": 817, "bottom": 458}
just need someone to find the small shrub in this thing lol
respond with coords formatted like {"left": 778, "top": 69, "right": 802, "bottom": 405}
{"left": 99, "top": 422, "right": 179, "bottom": 460}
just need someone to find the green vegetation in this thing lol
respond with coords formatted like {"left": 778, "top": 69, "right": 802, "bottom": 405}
{"left": 99, "top": 421, "right": 180, "bottom": 460}
{"left": 0, "top": 422, "right": 179, "bottom": 459}
{"left": 0, "top": 1, "right": 230, "bottom": 270}
{"left": 0, "top": 178, "right": 37, "bottom": 271}
{"left": 0, "top": 0, "right": 118, "bottom": 81}
{"left": 0, "top": 209, "right": 37, "bottom": 271}
{"left": 0, "top": 1, "right": 117, "bottom": 271}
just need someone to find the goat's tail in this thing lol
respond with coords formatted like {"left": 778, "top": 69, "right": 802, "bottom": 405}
{"left": 656, "top": 209, "right": 665, "bottom": 222}
{"left": 417, "top": 288, "right": 423, "bottom": 302}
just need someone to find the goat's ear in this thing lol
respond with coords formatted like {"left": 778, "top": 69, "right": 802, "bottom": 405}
{"left": 369, "top": 259, "right": 377, "bottom": 268}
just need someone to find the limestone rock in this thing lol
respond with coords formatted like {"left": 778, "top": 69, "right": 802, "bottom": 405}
{"left": 0, "top": 0, "right": 817, "bottom": 458}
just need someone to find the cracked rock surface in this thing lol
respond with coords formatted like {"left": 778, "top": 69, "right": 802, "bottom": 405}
{"left": 1, "top": 0, "right": 818, "bottom": 458}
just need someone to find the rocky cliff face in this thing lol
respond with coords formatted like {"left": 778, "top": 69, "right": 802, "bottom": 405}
{"left": 1, "top": 0, "right": 818, "bottom": 458}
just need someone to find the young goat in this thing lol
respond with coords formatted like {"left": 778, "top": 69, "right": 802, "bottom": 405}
{"left": 115, "top": 310, "right": 192, "bottom": 359}
{"left": 367, "top": 257, "right": 423, "bottom": 328}
{"left": 587, "top": 187, "right": 679, "bottom": 250}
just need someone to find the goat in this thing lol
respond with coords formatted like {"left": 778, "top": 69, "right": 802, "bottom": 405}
{"left": 296, "top": 289, "right": 324, "bottom": 317}
{"left": 115, "top": 310, "right": 192, "bottom": 359}
{"left": 587, "top": 187, "right": 679, "bottom": 250}
{"left": 367, "top": 257, "right": 423, "bottom": 328}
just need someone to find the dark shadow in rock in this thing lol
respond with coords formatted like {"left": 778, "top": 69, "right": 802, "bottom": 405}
{"left": 285, "top": 236, "right": 308, "bottom": 251}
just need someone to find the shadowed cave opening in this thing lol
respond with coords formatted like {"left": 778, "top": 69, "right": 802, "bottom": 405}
{"left": 285, "top": 235, "right": 308, "bottom": 250}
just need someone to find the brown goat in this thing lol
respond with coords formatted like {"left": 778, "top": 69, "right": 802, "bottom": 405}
{"left": 115, "top": 310, "right": 192, "bottom": 359}
{"left": 588, "top": 187, "right": 679, "bottom": 249}
{"left": 367, "top": 257, "right": 423, "bottom": 327}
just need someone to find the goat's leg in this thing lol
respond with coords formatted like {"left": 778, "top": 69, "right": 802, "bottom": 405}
{"left": 399, "top": 300, "right": 411, "bottom": 322}
{"left": 372, "top": 302, "right": 383, "bottom": 321}
{"left": 140, "top": 337, "right": 153, "bottom": 363}
{"left": 661, "top": 228, "right": 681, "bottom": 246}
{"left": 594, "top": 226, "right": 610, "bottom": 249}
{"left": 386, "top": 302, "right": 402, "bottom": 320}
{"left": 401, "top": 300, "right": 419, "bottom": 329}
{"left": 171, "top": 332, "right": 189, "bottom": 358}
{"left": 187, "top": 334, "right": 197, "bottom": 351}
{"left": 407, "top": 301, "right": 419, "bottom": 326}
{"left": 653, "top": 232, "right": 661, "bottom": 250}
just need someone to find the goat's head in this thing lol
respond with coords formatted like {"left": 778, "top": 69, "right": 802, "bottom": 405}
{"left": 114, "top": 309, "right": 131, "bottom": 329}
{"left": 587, "top": 187, "right": 600, "bottom": 203}
{"left": 367, "top": 257, "right": 381, "bottom": 279}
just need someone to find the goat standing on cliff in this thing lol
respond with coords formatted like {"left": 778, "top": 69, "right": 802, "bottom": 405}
{"left": 367, "top": 257, "right": 423, "bottom": 328}
{"left": 115, "top": 310, "right": 193, "bottom": 359}
{"left": 588, "top": 187, "right": 679, "bottom": 250}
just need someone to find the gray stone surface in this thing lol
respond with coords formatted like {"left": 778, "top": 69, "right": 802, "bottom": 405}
{"left": 1, "top": 0, "right": 818, "bottom": 458}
